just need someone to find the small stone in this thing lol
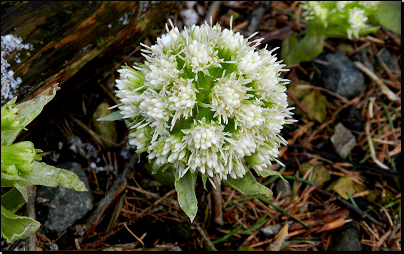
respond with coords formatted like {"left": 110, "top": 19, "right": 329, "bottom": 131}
{"left": 331, "top": 220, "right": 363, "bottom": 251}
{"left": 377, "top": 49, "right": 400, "bottom": 71}
{"left": 36, "top": 162, "right": 94, "bottom": 237}
{"left": 275, "top": 179, "right": 292, "bottom": 199}
{"left": 339, "top": 105, "right": 365, "bottom": 132}
{"left": 351, "top": 48, "right": 373, "bottom": 74}
{"left": 92, "top": 102, "right": 117, "bottom": 148}
{"left": 261, "top": 221, "right": 294, "bottom": 238}
{"left": 312, "top": 51, "right": 365, "bottom": 98}
{"left": 330, "top": 122, "right": 356, "bottom": 159}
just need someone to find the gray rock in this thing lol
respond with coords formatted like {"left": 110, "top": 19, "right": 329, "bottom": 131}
{"left": 331, "top": 220, "right": 363, "bottom": 251}
{"left": 275, "top": 179, "right": 292, "bottom": 199}
{"left": 312, "top": 51, "right": 365, "bottom": 98}
{"left": 351, "top": 48, "right": 373, "bottom": 72}
{"left": 339, "top": 105, "right": 365, "bottom": 132}
{"left": 377, "top": 49, "right": 400, "bottom": 71}
{"left": 36, "top": 162, "right": 94, "bottom": 237}
{"left": 330, "top": 123, "right": 357, "bottom": 159}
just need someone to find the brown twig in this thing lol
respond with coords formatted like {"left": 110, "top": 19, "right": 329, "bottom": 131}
{"left": 193, "top": 222, "right": 218, "bottom": 251}
{"left": 84, "top": 154, "right": 137, "bottom": 234}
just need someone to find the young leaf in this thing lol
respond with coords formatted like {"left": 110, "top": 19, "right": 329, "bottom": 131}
{"left": 1, "top": 186, "right": 28, "bottom": 213}
{"left": 97, "top": 110, "right": 123, "bottom": 121}
{"left": 1, "top": 86, "right": 59, "bottom": 145}
{"left": 376, "top": 1, "right": 401, "bottom": 35}
{"left": 1, "top": 129, "right": 22, "bottom": 146}
{"left": 1, "top": 205, "right": 40, "bottom": 243}
{"left": 224, "top": 166, "right": 273, "bottom": 197}
{"left": 1, "top": 172, "right": 29, "bottom": 187}
{"left": 201, "top": 173, "right": 208, "bottom": 191}
{"left": 5, "top": 161, "right": 87, "bottom": 191}
{"left": 175, "top": 170, "right": 198, "bottom": 222}
{"left": 16, "top": 86, "right": 60, "bottom": 128}
{"left": 281, "top": 34, "right": 298, "bottom": 65}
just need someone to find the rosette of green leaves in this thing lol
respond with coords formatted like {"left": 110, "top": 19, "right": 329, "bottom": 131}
{"left": 1, "top": 87, "right": 87, "bottom": 243}
{"left": 282, "top": 1, "right": 381, "bottom": 65}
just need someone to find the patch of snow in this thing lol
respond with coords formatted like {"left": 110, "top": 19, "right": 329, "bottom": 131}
{"left": 1, "top": 34, "right": 33, "bottom": 103}
{"left": 196, "top": 4, "right": 205, "bottom": 16}
{"left": 120, "top": 145, "right": 135, "bottom": 160}
{"left": 180, "top": 8, "right": 199, "bottom": 27}
{"left": 119, "top": 13, "right": 129, "bottom": 25}
{"left": 186, "top": 1, "right": 197, "bottom": 9}
{"left": 67, "top": 136, "right": 98, "bottom": 159}
{"left": 79, "top": 43, "right": 92, "bottom": 54}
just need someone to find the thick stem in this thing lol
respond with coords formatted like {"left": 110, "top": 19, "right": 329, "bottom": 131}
{"left": 25, "top": 185, "right": 36, "bottom": 251}
{"left": 212, "top": 176, "right": 224, "bottom": 226}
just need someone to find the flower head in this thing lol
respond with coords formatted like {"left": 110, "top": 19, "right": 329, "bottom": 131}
{"left": 116, "top": 18, "right": 295, "bottom": 183}
{"left": 300, "top": 1, "right": 379, "bottom": 39}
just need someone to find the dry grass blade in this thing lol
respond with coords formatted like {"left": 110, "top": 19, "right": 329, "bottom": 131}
{"left": 354, "top": 61, "right": 400, "bottom": 102}
{"left": 123, "top": 223, "right": 145, "bottom": 247}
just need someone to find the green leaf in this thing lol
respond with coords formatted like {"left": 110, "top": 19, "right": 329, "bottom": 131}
{"left": 283, "top": 34, "right": 324, "bottom": 65}
{"left": 1, "top": 129, "right": 23, "bottom": 146}
{"left": 281, "top": 20, "right": 325, "bottom": 65}
{"left": 4, "top": 161, "right": 87, "bottom": 191}
{"left": 201, "top": 173, "right": 208, "bottom": 191}
{"left": 224, "top": 167, "right": 273, "bottom": 196}
{"left": 1, "top": 205, "right": 40, "bottom": 243}
{"left": 1, "top": 87, "right": 59, "bottom": 145}
{"left": 97, "top": 110, "right": 123, "bottom": 121}
{"left": 1, "top": 185, "right": 28, "bottom": 213}
{"left": 281, "top": 34, "right": 298, "bottom": 65}
{"left": 1, "top": 172, "right": 29, "bottom": 187}
{"left": 15, "top": 86, "right": 59, "bottom": 128}
{"left": 175, "top": 170, "right": 198, "bottom": 222}
{"left": 376, "top": 1, "right": 401, "bottom": 35}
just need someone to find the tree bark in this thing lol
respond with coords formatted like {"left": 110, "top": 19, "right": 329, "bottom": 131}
{"left": 1, "top": 1, "right": 175, "bottom": 105}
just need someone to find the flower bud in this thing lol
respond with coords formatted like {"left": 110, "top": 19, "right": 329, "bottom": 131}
{"left": 1, "top": 141, "right": 42, "bottom": 173}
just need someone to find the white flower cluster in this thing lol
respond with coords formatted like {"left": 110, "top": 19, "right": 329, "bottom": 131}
{"left": 116, "top": 18, "right": 295, "bottom": 181}
{"left": 347, "top": 7, "right": 368, "bottom": 38}
{"left": 300, "top": 1, "right": 379, "bottom": 39}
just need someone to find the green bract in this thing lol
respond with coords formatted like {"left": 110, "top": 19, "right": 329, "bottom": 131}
{"left": 1, "top": 87, "right": 87, "bottom": 243}
{"left": 109, "top": 18, "right": 296, "bottom": 221}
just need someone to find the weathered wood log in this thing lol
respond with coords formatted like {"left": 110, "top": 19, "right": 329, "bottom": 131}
{"left": 1, "top": 1, "right": 175, "bottom": 106}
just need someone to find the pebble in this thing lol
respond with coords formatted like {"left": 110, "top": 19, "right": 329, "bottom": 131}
{"left": 330, "top": 122, "right": 357, "bottom": 159}
{"left": 338, "top": 105, "right": 365, "bottom": 132}
{"left": 312, "top": 51, "right": 365, "bottom": 98}
{"left": 330, "top": 220, "right": 363, "bottom": 251}
{"left": 275, "top": 179, "right": 292, "bottom": 199}
{"left": 377, "top": 49, "right": 400, "bottom": 71}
